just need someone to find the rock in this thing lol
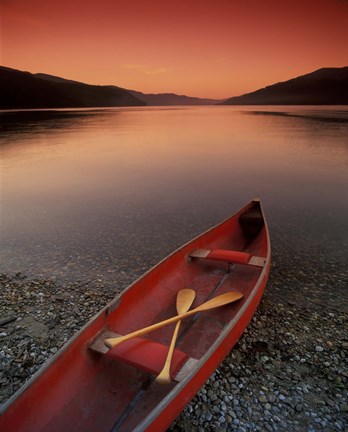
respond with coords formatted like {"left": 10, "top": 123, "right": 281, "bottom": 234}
{"left": 295, "top": 403, "right": 303, "bottom": 412}
{"left": 339, "top": 403, "right": 348, "bottom": 412}
{"left": 259, "top": 395, "right": 268, "bottom": 403}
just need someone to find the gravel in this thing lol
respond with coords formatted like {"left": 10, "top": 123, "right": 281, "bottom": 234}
{"left": 0, "top": 240, "right": 347, "bottom": 431}
{"left": 0, "top": 273, "right": 116, "bottom": 402}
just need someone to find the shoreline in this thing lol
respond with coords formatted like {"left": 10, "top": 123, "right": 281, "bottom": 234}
{"left": 1, "top": 258, "right": 347, "bottom": 430}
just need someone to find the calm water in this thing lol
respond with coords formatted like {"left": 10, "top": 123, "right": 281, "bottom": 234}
{"left": 1, "top": 106, "right": 347, "bottom": 289}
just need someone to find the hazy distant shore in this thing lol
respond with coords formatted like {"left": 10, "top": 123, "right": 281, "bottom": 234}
{"left": 248, "top": 109, "right": 348, "bottom": 123}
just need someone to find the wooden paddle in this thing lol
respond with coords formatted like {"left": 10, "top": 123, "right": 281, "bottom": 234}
{"left": 105, "top": 291, "right": 243, "bottom": 349}
{"left": 156, "top": 289, "right": 196, "bottom": 384}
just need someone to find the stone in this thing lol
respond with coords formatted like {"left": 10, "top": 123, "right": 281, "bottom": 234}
{"left": 259, "top": 395, "right": 268, "bottom": 403}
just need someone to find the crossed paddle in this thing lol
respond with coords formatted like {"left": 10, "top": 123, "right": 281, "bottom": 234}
{"left": 104, "top": 289, "right": 243, "bottom": 383}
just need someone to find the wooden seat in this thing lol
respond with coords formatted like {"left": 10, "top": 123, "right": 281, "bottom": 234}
{"left": 89, "top": 331, "right": 198, "bottom": 382}
{"left": 189, "top": 248, "right": 266, "bottom": 267}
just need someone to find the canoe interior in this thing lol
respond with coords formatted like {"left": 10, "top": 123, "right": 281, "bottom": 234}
{"left": 0, "top": 200, "right": 270, "bottom": 432}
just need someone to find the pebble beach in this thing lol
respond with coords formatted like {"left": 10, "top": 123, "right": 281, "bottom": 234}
{"left": 0, "top": 233, "right": 347, "bottom": 431}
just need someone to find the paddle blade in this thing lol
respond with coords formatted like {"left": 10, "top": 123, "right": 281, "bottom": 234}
{"left": 194, "top": 291, "right": 243, "bottom": 313}
{"left": 176, "top": 288, "right": 196, "bottom": 314}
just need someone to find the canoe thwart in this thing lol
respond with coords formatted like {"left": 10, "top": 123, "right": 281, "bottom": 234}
{"left": 89, "top": 330, "right": 117, "bottom": 355}
{"left": 89, "top": 330, "right": 193, "bottom": 381}
{"left": 189, "top": 249, "right": 266, "bottom": 267}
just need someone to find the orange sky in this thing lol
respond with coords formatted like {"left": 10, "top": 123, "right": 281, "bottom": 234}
{"left": 1, "top": 0, "right": 348, "bottom": 99}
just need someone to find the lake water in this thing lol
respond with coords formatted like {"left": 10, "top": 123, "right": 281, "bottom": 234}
{"left": 1, "top": 106, "right": 347, "bottom": 291}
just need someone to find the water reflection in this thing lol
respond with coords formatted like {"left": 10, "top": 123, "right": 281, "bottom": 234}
{"left": 248, "top": 107, "right": 348, "bottom": 123}
{"left": 1, "top": 106, "right": 347, "bottom": 286}
{"left": 0, "top": 110, "right": 100, "bottom": 135}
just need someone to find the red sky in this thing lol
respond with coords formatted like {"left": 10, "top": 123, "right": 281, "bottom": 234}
{"left": 1, "top": 0, "right": 348, "bottom": 99}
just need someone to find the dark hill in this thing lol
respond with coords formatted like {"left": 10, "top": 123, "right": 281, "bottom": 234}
{"left": 35, "top": 73, "right": 220, "bottom": 105}
{"left": 0, "top": 66, "right": 221, "bottom": 108}
{"left": 128, "top": 90, "right": 219, "bottom": 105}
{"left": 221, "top": 67, "right": 348, "bottom": 105}
{"left": 0, "top": 66, "right": 145, "bottom": 109}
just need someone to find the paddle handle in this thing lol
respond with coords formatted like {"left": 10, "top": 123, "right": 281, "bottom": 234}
{"left": 155, "top": 320, "right": 181, "bottom": 384}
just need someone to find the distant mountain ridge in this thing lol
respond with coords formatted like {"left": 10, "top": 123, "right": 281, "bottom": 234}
{"left": 0, "top": 66, "right": 220, "bottom": 109}
{"left": 0, "top": 67, "right": 145, "bottom": 109}
{"left": 222, "top": 67, "right": 348, "bottom": 105}
{"left": 35, "top": 73, "right": 220, "bottom": 105}
{"left": 1, "top": 66, "right": 347, "bottom": 109}
{"left": 128, "top": 90, "right": 219, "bottom": 106}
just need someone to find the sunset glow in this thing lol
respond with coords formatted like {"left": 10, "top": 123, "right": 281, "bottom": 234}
{"left": 1, "top": 0, "right": 348, "bottom": 98}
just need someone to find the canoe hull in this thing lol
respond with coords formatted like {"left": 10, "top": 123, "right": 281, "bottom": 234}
{"left": 0, "top": 199, "right": 270, "bottom": 432}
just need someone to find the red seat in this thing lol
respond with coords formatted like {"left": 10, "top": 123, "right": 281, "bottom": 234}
{"left": 206, "top": 249, "right": 251, "bottom": 265}
{"left": 189, "top": 248, "right": 265, "bottom": 268}
{"left": 106, "top": 337, "right": 188, "bottom": 377}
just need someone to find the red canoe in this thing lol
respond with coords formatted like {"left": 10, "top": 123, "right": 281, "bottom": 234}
{"left": 0, "top": 199, "right": 271, "bottom": 432}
